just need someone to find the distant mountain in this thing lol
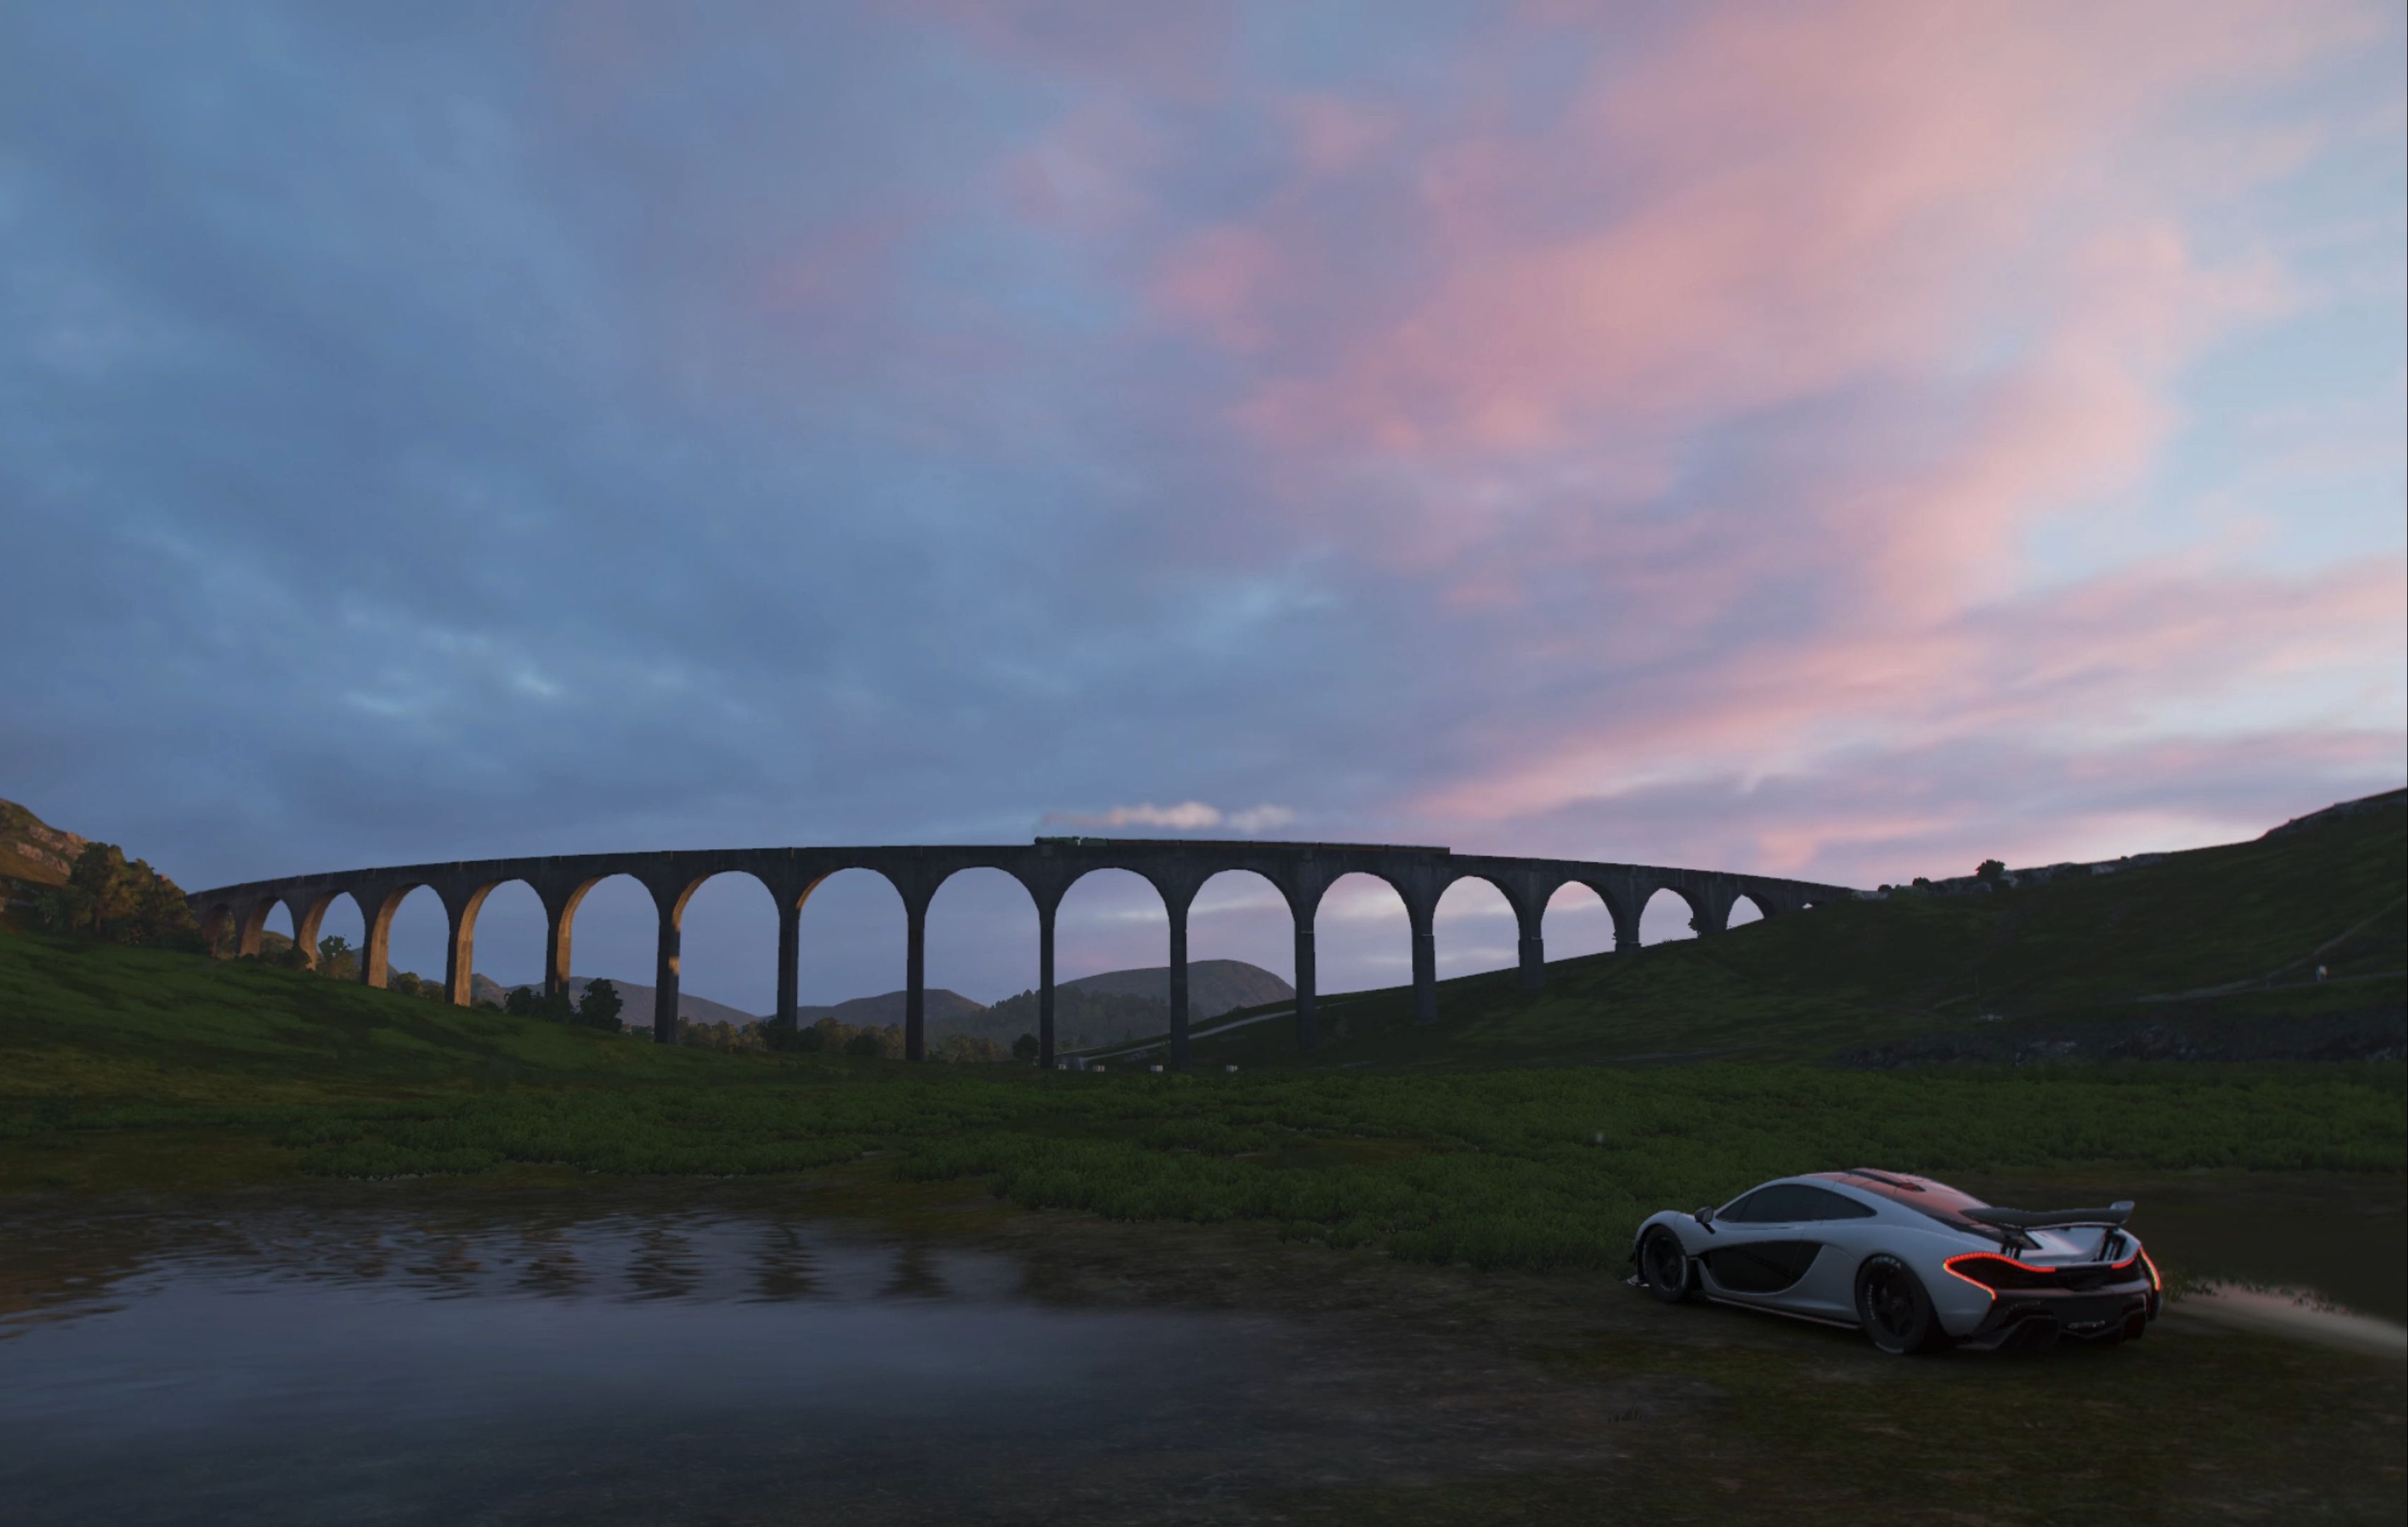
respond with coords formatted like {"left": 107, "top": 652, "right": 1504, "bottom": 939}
{"left": 474, "top": 973, "right": 762, "bottom": 1029}
{"left": 960, "top": 960, "right": 1294, "bottom": 1050}
{"left": 795, "top": 988, "right": 985, "bottom": 1031}
{"left": 1062, "top": 959, "right": 1294, "bottom": 1016}
{"left": 320, "top": 954, "right": 1290, "bottom": 1043}
{"left": 790, "top": 963, "right": 1290, "bottom": 1043}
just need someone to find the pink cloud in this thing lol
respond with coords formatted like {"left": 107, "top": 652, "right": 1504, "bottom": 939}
{"left": 1281, "top": 95, "right": 1398, "bottom": 177}
{"left": 542, "top": 1, "right": 2397, "bottom": 893}
{"left": 755, "top": 211, "right": 924, "bottom": 319}
{"left": 1152, "top": 1, "right": 2359, "bottom": 487}
{"left": 1150, "top": 226, "right": 1281, "bottom": 351}
{"left": 1415, "top": 554, "right": 2404, "bottom": 833}
{"left": 908, "top": 0, "right": 1234, "bottom": 96}
{"left": 1000, "top": 100, "right": 1164, "bottom": 234}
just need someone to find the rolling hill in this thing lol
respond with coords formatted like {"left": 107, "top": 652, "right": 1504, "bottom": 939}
{"left": 1120, "top": 790, "right": 2407, "bottom": 1071}
{"left": 1062, "top": 959, "right": 1292, "bottom": 1014}
{"left": 795, "top": 987, "right": 988, "bottom": 1032}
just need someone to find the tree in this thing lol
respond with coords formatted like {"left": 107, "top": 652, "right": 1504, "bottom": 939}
{"left": 316, "top": 935, "right": 357, "bottom": 981}
{"left": 27, "top": 884, "right": 90, "bottom": 935}
{"left": 843, "top": 1029, "right": 883, "bottom": 1057}
{"left": 390, "top": 971, "right": 423, "bottom": 998}
{"left": 134, "top": 871, "right": 201, "bottom": 950}
{"left": 1975, "top": 859, "right": 2007, "bottom": 885}
{"left": 576, "top": 978, "right": 623, "bottom": 1031}
{"left": 68, "top": 843, "right": 137, "bottom": 937}
{"left": 25, "top": 841, "right": 199, "bottom": 949}
{"left": 1012, "top": 1033, "right": 1040, "bottom": 1064}
{"left": 506, "top": 985, "right": 577, "bottom": 1023}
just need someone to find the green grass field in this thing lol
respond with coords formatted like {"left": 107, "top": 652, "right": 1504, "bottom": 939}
{"left": 4, "top": 914, "right": 2400, "bottom": 1273}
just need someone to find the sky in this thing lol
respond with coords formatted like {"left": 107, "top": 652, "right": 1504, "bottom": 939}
{"left": 3, "top": 1, "right": 2401, "bottom": 1016}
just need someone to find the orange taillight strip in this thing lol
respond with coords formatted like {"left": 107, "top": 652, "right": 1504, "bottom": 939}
{"left": 1945, "top": 1250, "right": 2149, "bottom": 1297}
{"left": 1942, "top": 1253, "right": 2006, "bottom": 1299}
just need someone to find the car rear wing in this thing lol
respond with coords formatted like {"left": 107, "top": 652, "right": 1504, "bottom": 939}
{"left": 1963, "top": 1200, "right": 2134, "bottom": 1231}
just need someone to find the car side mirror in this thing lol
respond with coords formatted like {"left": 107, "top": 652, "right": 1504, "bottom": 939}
{"left": 1693, "top": 1205, "right": 1715, "bottom": 1226}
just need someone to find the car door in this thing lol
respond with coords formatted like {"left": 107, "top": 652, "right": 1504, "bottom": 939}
{"left": 1778, "top": 1187, "right": 1879, "bottom": 1318}
{"left": 1697, "top": 1183, "right": 1869, "bottom": 1318}
{"left": 1696, "top": 1186, "right": 1823, "bottom": 1308}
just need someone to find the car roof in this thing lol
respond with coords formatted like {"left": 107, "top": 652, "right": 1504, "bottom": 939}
{"left": 1809, "top": 1169, "right": 1997, "bottom": 1233}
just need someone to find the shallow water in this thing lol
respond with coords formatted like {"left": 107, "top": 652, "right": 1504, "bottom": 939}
{"left": 5, "top": 1174, "right": 2397, "bottom": 1524}
{"left": 0, "top": 1200, "right": 1377, "bottom": 1526}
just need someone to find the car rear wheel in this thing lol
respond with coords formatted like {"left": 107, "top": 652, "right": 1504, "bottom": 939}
{"left": 1856, "top": 1255, "right": 1949, "bottom": 1355}
{"left": 1639, "top": 1227, "right": 1695, "bottom": 1304}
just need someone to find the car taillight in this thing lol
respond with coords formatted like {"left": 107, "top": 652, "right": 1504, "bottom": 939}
{"left": 1946, "top": 1250, "right": 2153, "bottom": 1298}
{"left": 2139, "top": 1249, "right": 2161, "bottom": 1292}
{"left": 1943, "top": 1253, "right": 2055, "bottom": 1294}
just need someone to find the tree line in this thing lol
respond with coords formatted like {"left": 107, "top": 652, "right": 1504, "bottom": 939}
{"left": 755, "top": 1013, "right": 1040, "bottom": 1063}
{"left": 983, "top": 984, "right": 1168, "bottom": 1051}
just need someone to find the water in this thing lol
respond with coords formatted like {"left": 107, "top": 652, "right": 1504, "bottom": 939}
{"left": 0, "top": 1198, "right": 1366, "bottom": 1526}
{"left": 6, "top": 1174, "right": 2397, "bottom": 1523}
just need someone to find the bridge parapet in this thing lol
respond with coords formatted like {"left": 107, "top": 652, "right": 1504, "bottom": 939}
{"left": 188, "top": 840, "right": 1857, "bottom": 1068}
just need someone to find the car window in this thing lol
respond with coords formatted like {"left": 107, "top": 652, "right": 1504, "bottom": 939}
{"left": 1719, "top": 1190, "right": 1765, "bottom": 1222}
{"left": 1734, "top": 1183, "right": 1876, "bottom": 1222}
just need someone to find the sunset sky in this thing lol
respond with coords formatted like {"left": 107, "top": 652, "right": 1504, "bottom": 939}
{"left": 4, "top": 1, "right": 2401, "bottom": 1014}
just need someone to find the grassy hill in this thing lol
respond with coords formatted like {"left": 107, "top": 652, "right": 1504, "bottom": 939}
{"left": 4, "top": 919, "right": 2398, "bottom": 1189}
{"left": 1161, "top": 790, "right": 2405, "bottom": 1070}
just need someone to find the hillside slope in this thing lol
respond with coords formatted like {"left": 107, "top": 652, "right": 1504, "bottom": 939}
{"left": 1062, "top": 959, "right": 1292, "bottom": 1014}
{"left": 1171, "top": 790, "right": 2406, "bottom": 1070}
{"left": 0, "top": 930, "right": 752, "bottom": 1112}
{"left": 796, "top": 987, "right": 986, "bottom": 1032}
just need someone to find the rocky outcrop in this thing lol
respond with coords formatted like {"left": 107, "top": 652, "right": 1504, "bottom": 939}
{"left": 1, "top": 797, "right": 89, "bottom": 889}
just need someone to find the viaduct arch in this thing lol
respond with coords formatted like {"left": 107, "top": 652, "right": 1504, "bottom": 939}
{"left": 189, "top": 839, "right": 1855, "bottom": 1070}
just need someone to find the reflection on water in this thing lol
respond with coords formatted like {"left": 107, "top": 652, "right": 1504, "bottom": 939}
{"left": 0, "top": 1199, "right": 1309, "bottom": 1527}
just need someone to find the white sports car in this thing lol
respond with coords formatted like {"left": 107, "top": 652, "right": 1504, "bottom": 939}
{"left": 1627, "top": 1169, "right": 2161, "bottom": 1353}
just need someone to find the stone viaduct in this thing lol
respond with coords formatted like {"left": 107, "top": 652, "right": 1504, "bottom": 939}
{"left": 187, "top": 839, "right": 1856, "bottom": 1070}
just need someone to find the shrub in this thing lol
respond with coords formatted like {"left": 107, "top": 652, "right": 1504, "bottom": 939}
{"left": 576, "top": 979, "right": 624, "bottom": 1031}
